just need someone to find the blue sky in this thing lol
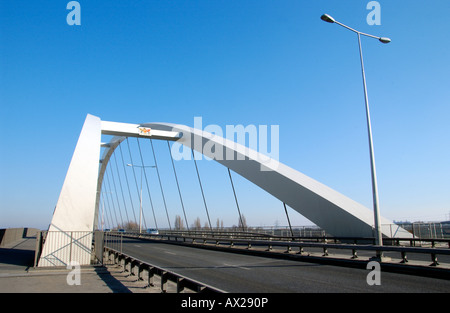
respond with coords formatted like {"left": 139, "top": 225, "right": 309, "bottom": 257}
{"left": 1, "top": 0, "right": 449, "bottom": 230}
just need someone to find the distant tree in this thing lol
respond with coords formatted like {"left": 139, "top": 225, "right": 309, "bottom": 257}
{"left": 174, "top": 215, "right": 184, "bottom": 230}
{"left": 193, "top": 217, "right": 201, "bottom": 230}
{"left": 117, "top": 221, "right": 139, "bottom": 231}
{"left": 216, "top": 218, "right": 224, "bottom": 229}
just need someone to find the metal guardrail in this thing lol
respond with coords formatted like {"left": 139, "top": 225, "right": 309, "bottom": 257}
{"left": 33, "top": 231, "right": 224, "bottom": 293}
{"left": 161, "top": 230, "right": 450, "bottom": 247}
{"left": 36, "top": 230, "right": 449, "bottom": 280}
{"left": 109, "top": 231, "right": 450, "bottom": 268}
{"left": 152, "top": 222, "right": 450, "bottom": 240}
{"left": 104, "top": 247, "right": 225, "bottom": 293}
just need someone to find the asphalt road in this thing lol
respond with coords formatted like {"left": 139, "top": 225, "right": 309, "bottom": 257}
{"left": 117, "top": 238, "right": 450, "bottom": 293}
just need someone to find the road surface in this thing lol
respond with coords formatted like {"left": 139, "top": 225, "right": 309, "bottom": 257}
{"left": 114, "top": 238, "right": 450, "bottom": 293}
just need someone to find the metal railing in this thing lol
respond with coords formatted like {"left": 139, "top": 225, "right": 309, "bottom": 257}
{"left": 157, "top": 229, "right": 450, "bottom": 248}
{"left": 109, "top": 231, "right": 450, "bottom": 268}
{"left": 103, "top": 247, "right": 225, "bottom": 293}
{"left": 34, "top": 231, "right": 98, "bottom": 267}
{"left": 34, "top": 230, "right": 225, "bottom": 293}
{"left": 395, "top": 222, "right": 450, "bottom": 239}
{"left": 35, "top": 229, "right": 450, "bottom": 287}
{"left": 153, "top": 222, "right": 450, "bottom": 239}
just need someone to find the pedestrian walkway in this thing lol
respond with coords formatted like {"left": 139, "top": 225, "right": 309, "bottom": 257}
{"left": 0, "top": 237, "right": 133, "bottom": 293}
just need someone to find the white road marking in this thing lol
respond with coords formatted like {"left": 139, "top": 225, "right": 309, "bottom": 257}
{"left": 223, "top": 263, "right": 251, "bottom": 270}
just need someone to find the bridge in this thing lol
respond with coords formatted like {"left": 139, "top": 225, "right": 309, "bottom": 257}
{"left": 7, "top": 114, "right": 450, "bottom": 293}
{"left": 37, "top": 114, "right": 413, "bottom": 267}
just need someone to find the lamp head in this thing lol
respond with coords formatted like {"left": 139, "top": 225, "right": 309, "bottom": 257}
{"left": 379, "top": 37, "right": 391, "bottom": 44}
{"left": 321, "top": 14, "right": 335, "bottom": 23}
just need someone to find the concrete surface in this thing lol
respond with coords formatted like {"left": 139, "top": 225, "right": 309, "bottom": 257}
{"left": 0, "top": 228, "right": 39, "bottom": 247}
{"left": 0, "top": 236, "right": 165, "bottom": 293}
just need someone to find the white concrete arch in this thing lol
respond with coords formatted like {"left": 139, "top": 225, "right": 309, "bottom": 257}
{"left": 93, "top": 136, "right": 126, "bottom": 231}
{"left": 38, "top": 114, "right": 410, "bottom": 267}
{"left": 142, "top": 122, "right": 411, "bottom": 239}
{"left": 38, "top": 115, "right": 182, "bottom": 266}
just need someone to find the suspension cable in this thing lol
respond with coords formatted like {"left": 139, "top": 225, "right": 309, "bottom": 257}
{"left": 102, "top": 189, "right": 114, "bottom": 230}
{"left": 283, "top": 202, "right": 294, "bottom": 238}
{"left": 135, "top": 138, "right": 157, "bottom": 230}
{"left": 126, "top": 138, "right": 144, "bottom": 228}
{"left": 109, "top": 154, "right": 127, "bottom": 227}
{"left": 112, "top": 151, "right": 131, "bottom": 226}
{"left": 227, "top": 168, "right": 245, "bottom": 231}
{"left": 99, "top": 192, "right": 110, "bottom": 230}
{"left": 149, "top": 139, "right": 172, "bottom": 231}
{"left": 104, "top": 169, "right": 121, "bottom": 227}
{"left": 167, "top": 141, "right": 190, "bottom": 232}
{"left": 118, "top": 143, "right": 138, "bottom": 225}
{"left": 191, "top": 148, "right": 213, "bottom": 230}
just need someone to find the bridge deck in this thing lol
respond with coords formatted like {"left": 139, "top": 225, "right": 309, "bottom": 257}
{"left": 112, "top": 237, "right": 450, "bottom": 293}
{"left": 2, "top": 236, "right": 450, "bottom": 293}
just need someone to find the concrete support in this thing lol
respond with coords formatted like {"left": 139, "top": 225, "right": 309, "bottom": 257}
{"left": 38, "top": 115, "right": 101, "bottom": 266}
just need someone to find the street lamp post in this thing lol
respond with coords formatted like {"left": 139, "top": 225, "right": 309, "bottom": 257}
{"left": 127, "top": 163, "right": 156, "bottom": 234}
{"left": 321, "top": 14, "right": 391, "bottom": 248}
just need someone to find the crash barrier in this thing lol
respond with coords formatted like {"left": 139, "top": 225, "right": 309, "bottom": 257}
{"left": 106, "top": 231, "right": 450, "bottom": 267}
{"left": 104, "top": 247, "right": 225, "bottom": 293}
